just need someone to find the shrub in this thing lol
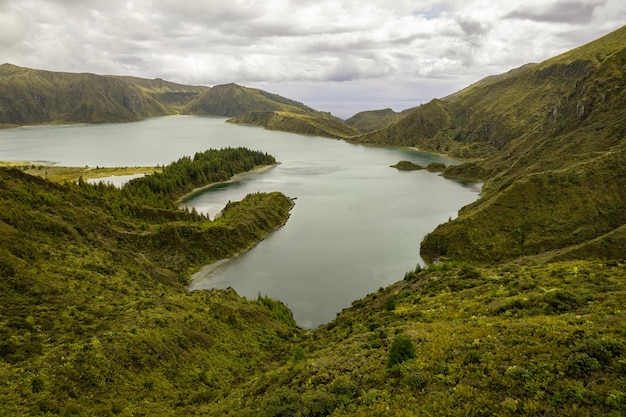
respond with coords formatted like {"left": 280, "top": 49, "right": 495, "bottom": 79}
{"left": 387, "top": 334, "right": 416, "bottom": 368}
{"left": 566, "top": 352, "right": 601, "bottom": 376}
{"left": 330, "top": 377, "right": 359, "bottom": 399}
{"left": 293, "top": 344, "right": 306, "bottom": 362}
{"left": 405, "top": 370, "right": 429, "bottom": 390}
{"left": 542, "top": 289, "right": 581, "bottom": 314}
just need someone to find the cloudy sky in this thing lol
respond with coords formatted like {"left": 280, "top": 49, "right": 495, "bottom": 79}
{"left": 1, "top": 1, "right": 624, "bottom": 118}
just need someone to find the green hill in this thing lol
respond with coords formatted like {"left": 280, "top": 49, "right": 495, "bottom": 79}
{"left": 0, "top": 149, "right": 300, "bottom": 416}
{"left": 184, "top": 83, "right": 317, "bottom": 117}
{"left": 1, "top": 25, "right": 626, "bottom": 417}
{"left": 344, "top": 108, "right": 405, "bottom": 133}
{"left": 227, "top": 110, "right": 359, "bottom": 139}
{"left": 185, "top": 83, "right": 358, "bottom": 138}
{"left": 0, "top": 66, "right": 358, "bottom": 138}
{"left": 345, "top": 25, "right": 626, "bottom": 263}
{"left": 0, "top": 64, "right": 191, "bottom": 126}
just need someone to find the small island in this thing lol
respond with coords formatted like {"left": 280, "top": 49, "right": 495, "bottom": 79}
{"left": 390, "top": 160, "right": 424, "bottom": 170}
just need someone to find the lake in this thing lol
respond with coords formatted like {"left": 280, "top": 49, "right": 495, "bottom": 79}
{"left": 0, "top": 116, "right": 480, "bottom": 328}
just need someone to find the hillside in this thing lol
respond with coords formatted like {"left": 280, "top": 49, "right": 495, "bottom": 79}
{"left": 0, "top": 150, "right": 300, "bottom": 415}
{"left": 0, "top": 64, "right": 187, "bottom": 126}
{"left": 183, "top": 83, "right": 317, "bottom": 117}
{"left": 1, "top": 25, "right": 626, "bottom": 417}
{"left": 185, "top": 83, "right": 359, "bottom": 138}
{"left": 215, "top": 260, "right": 626, "bottom": 416}
{"left": 344, "top": 108, "right": 405, "bottom": 133}
{"left": 227, "top": 110, "right": 359, "bottom": 139}
{"left": 344, "top": 25, "right": 626, "bottom": 263}
{"left": 0, "top": 65, "right": 358, "bottom": 139}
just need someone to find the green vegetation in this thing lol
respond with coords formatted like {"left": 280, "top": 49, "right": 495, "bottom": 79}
{"left": 122, "top": 147, "right": 276, "bottom": 207}
{"left": 211, "top": 260, "right": 626, "bottom": 416}
{"left": 345, "top": 108, "right": 408, "bottom": 133}
{"left": 0, "top": 162, "right": 160, "bottom": 183}
{"left": 338, "top": 24, "right": 626, "bottom": 263}
{"left": 227, "top": 110, "right": 359, "bottom": 139}
{"left": 184, "top": 83, "right": 317, "bottom": 117}
{"left": 0, "top": 63, "right": 207, "bottom": 125}
{"left": 0, "top": 149, "right": 298, "bottom": 415}
{"left": 390, "top": 160, "right": 424, "bottom": 170}
{"left": 1, "top": 24, "right": 626, "bottom": 417}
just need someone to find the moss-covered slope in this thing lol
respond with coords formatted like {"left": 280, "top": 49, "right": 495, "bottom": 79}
{"left": 211, "top": 261, "right": 626, "bottom": 416}
{"left": 0, "top": 64, "right": 208, "bottom": 126}
{"left": 227, "top": 110, "right": 359, "bottom": 139}
{"left": 345, "top": 108, "right": 406, "bottom": 133}
{"left": 0, "top": 150, "right": 300, "bottom": 416}
{"left": 421, "top": 25, "right": 626, "bottom": 262}
{"left": 183, "top": 83, "right": 317, "bottom": 117}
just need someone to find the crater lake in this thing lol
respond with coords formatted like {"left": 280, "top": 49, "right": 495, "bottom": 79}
{"left": 0, "top": 116, "right": 481, "bottom": 328}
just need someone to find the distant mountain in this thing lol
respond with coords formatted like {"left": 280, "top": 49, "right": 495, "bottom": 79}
{"left": 0, "top": 65, "right": 358, "bottom": 139}
{"left": 380, "top": 24, "right": 626, "bottom": 262}
{"left": 183, "top": 83, "right": 316, "bottom": 117}
{"left": 344, "top": 108, "right": 407, "bottom": 133}
{"left": 227, "top": 110, "right": 359, "bottom": 139}
{"left": 0, "top": 64, "right": 206, "bottom": 126}
{"left": 184, "top": 83, "right": 359, "bottom": 138}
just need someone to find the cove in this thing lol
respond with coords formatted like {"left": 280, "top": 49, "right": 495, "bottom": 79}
{"left": 0, "top": 116, "right": 481, "bottom": 328}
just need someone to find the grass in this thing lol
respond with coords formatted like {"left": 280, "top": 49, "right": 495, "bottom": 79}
{"left": 0, "top": 161, "right": 161, "bottom": 183}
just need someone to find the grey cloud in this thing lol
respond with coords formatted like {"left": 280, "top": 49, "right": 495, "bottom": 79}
{"left": 505, "top": 1, "right": 605, "bottom": 23}
{"left": 0, "top": 8, "right": 30, "bottom": 47}
{"left": 457, "top": 18, "right": 490, "bottom": 37}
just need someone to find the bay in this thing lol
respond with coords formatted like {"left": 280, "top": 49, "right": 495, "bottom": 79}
{"left": 0, "top": 116, "right": 480, "bottom": 328}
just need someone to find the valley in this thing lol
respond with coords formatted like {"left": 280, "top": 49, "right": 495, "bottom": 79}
{"left": 0, "top": 23, "right": 625, "bottom": 416}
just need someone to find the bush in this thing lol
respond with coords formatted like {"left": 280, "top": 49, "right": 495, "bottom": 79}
{"left": 293, "top": 344, "right": 306, "bottom": 362}
{"left": 566, "top": 352, "right": 601, "bottom": 376}
{"left": 387, "top": 334, "right": 416, "bottom": 368}
{"left": 542, "top": 289, "right": 581, "bottom": 314}
{"left": 405, "top": 370, "right": 429, "bottom": 390}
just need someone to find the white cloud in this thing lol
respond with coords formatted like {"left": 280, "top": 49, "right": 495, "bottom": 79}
{"left": 3, "top": 0, "right": 626, "bottom": 117}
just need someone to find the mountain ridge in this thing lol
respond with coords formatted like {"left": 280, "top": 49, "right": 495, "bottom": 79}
{"left": 1, "top": 25, "right": 626, "bottom": 417}
{"left": 0, "top": 64, "right": 357, "bottom": 138}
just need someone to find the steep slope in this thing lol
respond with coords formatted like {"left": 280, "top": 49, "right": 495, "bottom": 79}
{"left": 0, "top": 150, "right": 300, "bottom": 416}
{"left": 113, "top": 75, "right": 209, "bottom": 109}
{"left": 227, "top": 110, "right": 359, "bottom": 139}
{"left": 215, "top": 260, "right": 626, "bottom": 416}
{"left": 345, "top": 108, "right": 405, "bottom": 133}
{"left": 336, "top": 24, "right": 626, "bottom": 262}
{"left": 184, "top": 83, "right": 317, "bottom": 117}
{"left": 352, "top": 26, "right": 625, "bottom": 160}
{"left": 185, "top": 83, "right": 358, "bottom": 138}
{"left": 420, "top": 25, "right": 626, "bottom": 262}
{"left": 0, "top": 64, "right": 184, "bottom": 125}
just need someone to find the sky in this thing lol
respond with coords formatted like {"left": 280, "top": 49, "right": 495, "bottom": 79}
{"left": 1, "top": 1, "right": 624, "bottom": 118}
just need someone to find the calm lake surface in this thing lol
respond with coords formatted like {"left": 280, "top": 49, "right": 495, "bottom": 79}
{"left": 0, "top": 116, "right": 481, "bottom": 328}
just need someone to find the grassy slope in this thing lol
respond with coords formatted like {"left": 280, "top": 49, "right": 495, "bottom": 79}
{"left": 0, "top": 64, "right": 178, "bottom": 125}
{"left": 420, "top": 25, "right": 626, "bottom": 262}
{"left": 186, "top": 83, "right": 359, "bottom": 139}
{"left": 0, "top": 156, "right": 300, "bottom": 415}
{"left": 344, "top": 108, "right": 404, "bottom": 133}
{"left": 217, "top": 260, "right": 626, "bottom": 416}
{"left": 227, "top": 110, "right": 359, "bottom": 139}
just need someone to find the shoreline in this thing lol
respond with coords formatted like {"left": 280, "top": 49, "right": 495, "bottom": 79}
{"left": 186, "top": 197, "right": 295, "bottom": 291}
{"left": 176, "top": 163, "right": 279, "bottom": 205}
{"left": 0, "top": 161, "right": 160, "bottom": 183}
